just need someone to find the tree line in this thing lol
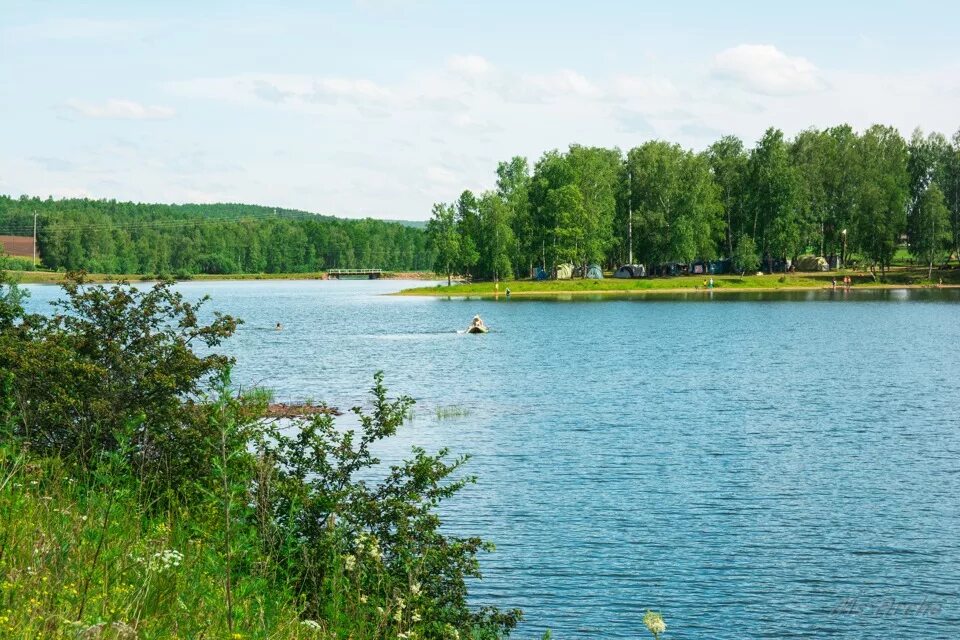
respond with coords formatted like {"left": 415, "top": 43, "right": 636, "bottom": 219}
{"left": 0, "top": 196, "right": 436, "bottom": 274}
{"left": 427, "top": 125, "right": 960, "bottom": 281}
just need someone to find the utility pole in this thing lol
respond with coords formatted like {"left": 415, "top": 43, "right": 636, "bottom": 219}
{"left": 33, "top": 211, "right": 38, "bottom": 268}
{"left": 627, "top": 167, "right": 633, "bottom": 265}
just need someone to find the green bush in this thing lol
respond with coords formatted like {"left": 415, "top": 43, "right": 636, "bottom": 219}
{"left": 0, "top": 272, "right": 522, "bottom": 639}
{"left": 0, "top": 255, "right": 35, "bottom": 271}
{"left": 0, "top": 273, "right": 240, "bottom": 496}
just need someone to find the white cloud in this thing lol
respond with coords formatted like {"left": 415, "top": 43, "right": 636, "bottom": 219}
{"left": 526, "top": 69, "right": 600, "bottom": 99}
{"left": 712, "top": 44, "right": 825, "bottom": 95}
{"left": 309, "top": 78, "right": 393, "bottom": 104}
{"left": 170, "top": 74, "right": 392, "bottom": 110}
{"left": 610, "top": 75, "right": 679, "bottom": 100}
{"left": 447, "top": 54, "right": 494, "bottom": 78}
{"left": 65, "top": 99, "right": 175, "bottom": 120}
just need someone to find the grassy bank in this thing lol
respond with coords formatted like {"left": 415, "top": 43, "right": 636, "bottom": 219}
{"left": 1, "top": 270, "right": 438, "bottom": 285}
{"left": 0, "top": 448, "right": 316, "bottom": 639}
{"left": 398, "top": 268, "right": 960, "bottom": 297}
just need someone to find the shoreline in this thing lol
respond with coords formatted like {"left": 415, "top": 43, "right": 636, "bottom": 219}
{"left": 397, "top": 283, "right": 960, "bottom": 298}
{"left": 2, "top": 270, "right": 438, "bottom": 285}
{"left": 396, "top": 269, "right": 960, "bottom": 298}
{"left": 402, "top": 283, "right": 960, "bottom": 299}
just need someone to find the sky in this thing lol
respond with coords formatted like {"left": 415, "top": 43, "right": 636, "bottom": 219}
{"left": 2, "top": 0, "right": 959, "bottom": 221}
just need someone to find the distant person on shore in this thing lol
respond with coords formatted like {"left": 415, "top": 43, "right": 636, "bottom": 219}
{"left": 506, "top": 287, "right": 511, "bottom": 298}
{"left": 708, "top": 277, "right": 714, "bottom": 289}
{"left": 832, "top": 277, "right": 837, "bottom": 289}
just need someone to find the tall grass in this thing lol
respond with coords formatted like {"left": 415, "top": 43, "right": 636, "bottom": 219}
{"left": 0, "top": 445, "right": 370, "bottom": 639}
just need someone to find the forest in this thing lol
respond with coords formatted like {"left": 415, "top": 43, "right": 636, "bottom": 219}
{"left": 427, "top": 125, "right": 960, "bottom": 280}
{"left": 0, "top": 197, "right": 435, "bottom": 275}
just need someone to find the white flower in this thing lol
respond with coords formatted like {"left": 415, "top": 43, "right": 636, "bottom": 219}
{"left": 148, "top": 548, "right": 183, "bottom": 571}
{"left": 410, "top": 582, "right": 421, "bottom": 597}
{"left": 343, "top": 554, "right": 356, "bottom": 572}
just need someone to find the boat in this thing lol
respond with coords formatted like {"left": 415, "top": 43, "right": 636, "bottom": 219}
{"left": 467, "top": 315, "right": 488, "bottom": 333}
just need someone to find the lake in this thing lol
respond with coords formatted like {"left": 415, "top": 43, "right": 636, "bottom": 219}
{"left": 21, "top": 280, "right": 960, "bottom": 638}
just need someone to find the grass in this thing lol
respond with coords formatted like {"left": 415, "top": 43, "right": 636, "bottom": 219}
{"left": 398, "top": 267, "right": 960, "bottom": 298}
{"left": 435, "top": 405, "right": 471, "bottom": 420}
{"left": 0, "top": 447, "right": 355, "bottom": 640}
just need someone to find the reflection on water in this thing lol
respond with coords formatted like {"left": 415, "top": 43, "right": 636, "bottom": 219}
{"left": 20, "top": 279, "right": 960, "bottom": 639}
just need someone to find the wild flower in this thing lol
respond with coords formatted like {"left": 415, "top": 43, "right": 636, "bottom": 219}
{"left": 343, "top": 554, "right": 356, "bottom": 572}
{"left": 356, "top": 531, "right": 383, "bottom": 562}
{"left": 643, "top": 610, "right": 667, "bottom": 638}
{"left": 147, "top": 548, "right": 183, "bottom": 571}
{"left": 410, "top": 582, "right": 421, "bottom": 597}
{"left": 393, "top": 607, "right": 403, "bottom": 622}
{"left": 359, "top": 594, "right": 368, "bottom": 604}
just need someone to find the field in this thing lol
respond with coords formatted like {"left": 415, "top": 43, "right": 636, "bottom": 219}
{"left": 0, "top": 235, "right": 35, "bottom": 260}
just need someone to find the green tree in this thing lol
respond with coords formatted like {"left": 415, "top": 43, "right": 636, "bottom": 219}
{"left": 567, "top": 145, "right": 622, "bottom": 268}
{"left": 455, "top": 190, "right": 481, "bottom": 277}
{"left": 855, "top": 125, "right": 910, "bottom": 278}
{"left": 745, "top": 128, "right": 800, "bottom": 270}
{"left": 497, "top": 157, "right": 533, "bottom": 276}
{"left": 706, "top": 135, "right": 748, "bottom": 256}
{"left": 477, "top": 192, "right": 515, "bottom": 281}
{"left": 732, "top": 232, "right": 759, "bottom": 274}
{"left": 910, "top": 184, "right": 951, "bottom": 279}
{"left": 426, "top": 203, "right": 460, "bottom": 285}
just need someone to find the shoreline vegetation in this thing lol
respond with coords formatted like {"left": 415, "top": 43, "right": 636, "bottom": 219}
{"left": 0, "top": 273, "right": 526, "bottom": 640}
{"left": 398, "top": 267, "right": 960, "bottom": 297}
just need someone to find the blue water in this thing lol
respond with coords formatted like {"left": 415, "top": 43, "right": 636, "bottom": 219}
{"left": 21, "top": 280, "right": 960, "bottom": 638}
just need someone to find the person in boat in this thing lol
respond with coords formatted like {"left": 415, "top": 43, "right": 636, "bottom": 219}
{"left": 470, "top": 315, "right": 486, "bottom": 331}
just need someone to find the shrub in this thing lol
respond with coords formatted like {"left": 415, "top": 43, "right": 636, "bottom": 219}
{"left": 254, "top": 373, "right": 522, "bottom": 639}
{"left": 0, "top": 272, "right": 240, "bottom": 495}
{"left": 0, "top": 273, "right": 523, "bottom": 639}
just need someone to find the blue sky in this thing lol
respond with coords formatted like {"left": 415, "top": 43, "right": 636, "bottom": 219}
{"left": 2, "top": 0, "right": 959, "bottom": 220}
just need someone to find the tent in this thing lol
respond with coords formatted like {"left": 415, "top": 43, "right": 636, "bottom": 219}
{"left": 586, "top": 264, "right": 603, "bottom": 279}
{"left": 614, "top": 264, "right": 645, "bottom": 278}
{"left": 795, "top": 255, "right": 829, "bottom": 271}
{"left": 555, "top": 263, "right": 573, "bottom": 279}
{"left": 535, "top": 267, "right": 549, "bottom": 281}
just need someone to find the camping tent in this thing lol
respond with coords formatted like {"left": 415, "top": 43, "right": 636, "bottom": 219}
{"left": 556, "top": 263, "right": 573, "bottom": 279}
{"left": 614, "top": 264, "right": 645, "bottom": 278}
{"left": 535, "top": 267, "right": 548, "bottom": 280}
{"left": 795, "top": 255, "right": 829, "bottom": 271}
{"left": 586, "top": 264, "right": 603, "bottom": 279}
